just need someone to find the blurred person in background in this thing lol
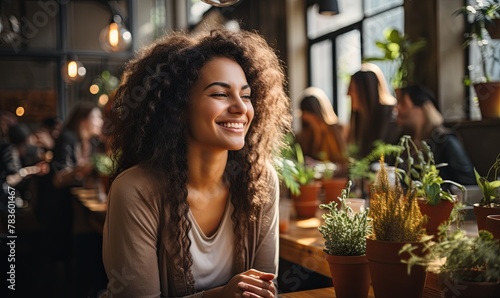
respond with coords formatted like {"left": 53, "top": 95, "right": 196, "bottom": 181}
{"left": 395, "top": 85, "right": 476, "bottom": 186}
{"left": 347, "top": 63, "right": 399, "bottom": 159}
{"left": 37, "top": 102, "right": 105, "bottom": 298}
{"left": 295, "top": 86, "right": 348, "bottom": 176}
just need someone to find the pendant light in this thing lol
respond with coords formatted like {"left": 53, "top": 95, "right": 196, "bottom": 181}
{"left": 201, "top": 0, "right": 241, "bottom": 7}
{"left": 62, "top": 57, "right": 86, "bottom": 83}
{"left": 318, "top": 0, "right": 340, "bottom": 16}
{"left": 99, "top": 14, "right": 132, "bottom": 53}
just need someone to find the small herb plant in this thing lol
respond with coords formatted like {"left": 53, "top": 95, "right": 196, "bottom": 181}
{"left": 318, "top": 180, "right": 372, "bottom": 256}
{"left": 401, "top": 229, "right": 500, "bottom": 283}
{"left": 369, "top": 158, "right": 426, "bottom": 242}
{"left": 474, "top": 153, "right": 500, "bottom": 207}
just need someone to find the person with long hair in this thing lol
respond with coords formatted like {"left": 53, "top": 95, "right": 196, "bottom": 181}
{"left": 102, "top": 29, "right": 291, "bottom": 297}
{"left": 347, "top": 63, "right": 399, "bottom": 159}
{"left": 295, "top": 87, "right": 348, "bottom": 174}
{"left": 37, "top": 101, "right": 105, "bottom": 297}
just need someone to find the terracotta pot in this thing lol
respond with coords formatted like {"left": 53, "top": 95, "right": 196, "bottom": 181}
{"left": 486, "top": 214, "right": 500, "bottom": 240}
{"left": 322, "top": 177, "right": 348, "bottom": 207}
{"left": 293, "top": 183, "right": 321, "bottom": 218}
{"left": 473, "top": 204, "right": 500, "bottom": 232}
{"left": 441, "top": 279, "right": 500, "bottom": 298}
{"left": 473, "top": 82, "right": 500, "bottom": 119}
{"left": 366, "top": 238, "right": 427, "bottom": 298}
{"left": 325, "top": 254, "right": 371, "bottom": 298}
{"left": 417, "top": 198, "right": 454, "bottom": 237}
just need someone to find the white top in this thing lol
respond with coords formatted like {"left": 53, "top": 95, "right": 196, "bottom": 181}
{"left": 188, "top": 199, "right": 235, "bottom": 290}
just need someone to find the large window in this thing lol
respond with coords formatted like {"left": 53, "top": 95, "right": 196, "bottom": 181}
{"left": 308, "top": 0, "right": 403, "bottom": 125}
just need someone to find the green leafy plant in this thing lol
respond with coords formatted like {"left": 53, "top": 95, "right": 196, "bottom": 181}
{"left": 369, "top": 158, "right": 426, "bottom": 242}
{"left": 318, "top": 180, "right": 372, "bottom": 256}
{"left": 394, "top": 135, "right": 465, "bottom": 206}
{"left": 401, "top": 228, "right": 500, "bottom": 283}
{"left": 454, "top": 0, "right": 500, "bottom": 82}
{"left": 274, "top": 134, "right": 316, "bottom": 196}
{"left": 474, "top": 153, "right": 500, "bottom": 206}
{"left": 364, "top": 28, "right": 427, "bottom": 88}
{"left": 92, "top": 153, "right": 114, "bottom": 176}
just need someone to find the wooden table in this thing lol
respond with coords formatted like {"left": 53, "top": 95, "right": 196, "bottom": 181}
{"left": 279, "top": 217, "right": 445, "bottom": 298}
{"left": 279, "top": 217, "right": 331, "bottom": 277}
{"left": 71, "top": 186, "right": 107, "bottom": 234}
{"left": 279, "top": 286, "right": 375, "bottom": 297}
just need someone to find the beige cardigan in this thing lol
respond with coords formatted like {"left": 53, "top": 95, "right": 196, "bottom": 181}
{"left": 102, "top": 165, "right": 279, "bottom": 297}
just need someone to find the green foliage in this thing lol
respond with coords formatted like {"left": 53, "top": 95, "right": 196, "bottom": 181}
{"left": 92, "top": 70, "right": 120, "bottom": 96}
{"left": 348, "top": 140, "right": 403, "bottom": 182}
{"left": 92, "top": 153, "right": 114, "bottom": 176}
{"left": 318, "top": 181, "right": 372, "bottom": 256}
{"left": 392, "top": 135, "right": 464, "bottom": 206}
{"left": 474, "top": 153, "right": 500, "bottom": 206}
{"left": 274, "top": 133, "right": 316, "bottom": 196}
{"left": 364, "top": 28, "right": 427, "bottom": 88}
{"left": 369, "top": 159, "right": 426, "bottom": 242}
{"left": 401, "top": 229, "right": 500, "bottom": 283}
{"left": 454, "top": 0, "right": 500, "bottom": 82}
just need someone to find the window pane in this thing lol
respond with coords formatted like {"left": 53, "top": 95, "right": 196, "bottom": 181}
{"left": 364, "top": 0, "right": 403, "bottom": 17}
{"left": 307, "top": 0, "right": 363, "bottom": 39}
{"left": 363, "top": 7, "right": 404, "bottom": 91}
{"left": 336, "top": 30, "right": 361, "bottom": 125}
{"left": 311, "top": 39, "right": 333, "bottom": 105}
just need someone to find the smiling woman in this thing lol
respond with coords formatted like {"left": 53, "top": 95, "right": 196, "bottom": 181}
{"left": 102, "top": 29, "right": 291, "bottom": 298}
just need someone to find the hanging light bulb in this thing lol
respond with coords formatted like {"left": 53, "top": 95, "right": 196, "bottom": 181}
{"left": 99, "top": 15, "right": 132, "bottom": 53}
{"left": 62, "top": 57, "right": 86, "bottom": 83}
{"left": 201, "top": 0, "right": 240, "bottom": 7}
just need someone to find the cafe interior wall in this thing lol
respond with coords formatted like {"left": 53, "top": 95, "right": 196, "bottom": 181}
{"left": 0, "top": 0, "right": 166, "bottom": 123}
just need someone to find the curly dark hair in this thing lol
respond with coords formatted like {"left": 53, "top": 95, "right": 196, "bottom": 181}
{"left": 109, "top": 29, "right": 291, "bottom": 291}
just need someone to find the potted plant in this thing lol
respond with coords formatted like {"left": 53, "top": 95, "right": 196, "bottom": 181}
{"left": 401, "top": 228, "right": 500, "bottom": 298}
{"left": 364, "top": 27, "right": 427, "bottom": 90}
{"left": 318, "top": 180, "right": 372, "bottom": 298}
{"left": 454, "top": 0, "right": 500, "bottom": 118}
{"left": 394, "top": 135, "right": 465, "bottom": 237}
{"left": 473, "top": 153, "right": 500, "bottom": 231}
{"left": 366, "top": 157, "right": 427, "bottom": 298}
{"left": 315, "top": 161, "right": 348, "bottom": 208}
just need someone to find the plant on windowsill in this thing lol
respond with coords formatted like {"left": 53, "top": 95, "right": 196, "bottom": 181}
{"left": 472, "top": 153, "right": 500, "bottom": 231}
{"left": 364, "top": 28, "right": 427, "bottom": 89}
{"left": 318, "top": 180, "right": 372, "bottom": 298}
{"left": 454, "top": 0, "right": 500, "bottom": 118}
{"left": 401, "top": 228, "right": 500, "bottom": 298}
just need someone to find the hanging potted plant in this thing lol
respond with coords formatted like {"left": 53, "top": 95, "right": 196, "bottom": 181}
{"left": 473, "top": 153, "right": 500, "bottom": 231}
{"left": 318, "top": 180, "right": 372, "bottom": 298}
{"left": 401, "top": 229, "right": 500, "bottom": 298}
{"left": 455, "top": 0, "right": 500, "bottom": 118}
{"left": 366, "top": 157, "right": 427, "bottom": 298}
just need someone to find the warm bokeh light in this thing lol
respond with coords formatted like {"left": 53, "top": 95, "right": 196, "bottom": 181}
{"left": 109, "top": 22, "right": 119, "bottom": 46}
{"left": 15, "top": 106, "right": 25, "bottom": 116}
{"left": 99, "top": 94, "right": 109, "bottom": 106}
{"left": 67, "top": 61, "right": 78, "bottom": 78}
{"left": 90, "top": 84, "right": 100, "bottom": 94}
